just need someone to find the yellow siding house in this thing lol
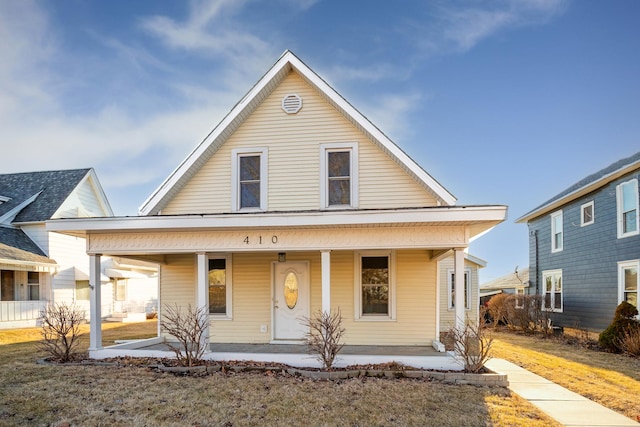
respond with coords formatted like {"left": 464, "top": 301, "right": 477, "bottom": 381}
{"left": 49, "top": 51, "right": 506, "bottom": 369}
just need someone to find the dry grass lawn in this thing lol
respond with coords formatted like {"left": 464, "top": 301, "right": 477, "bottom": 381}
{"left": 0, "top": 321, "right": 560, "bottom": 426}
{"left": 491, "top": 329, "right": 640, "bottom": 421}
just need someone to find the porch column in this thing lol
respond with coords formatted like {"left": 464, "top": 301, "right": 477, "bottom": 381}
{"left": 89, "top": 254, "right": 102, "bottom": 351}
{"left": 454, "top": 248, "right": 465, "bottom": 331}
{"left": 321, "top": 250, "right": 331, "bottom": 313}
{"left": 196, "top": 253, "right": 210, "bottom": 352}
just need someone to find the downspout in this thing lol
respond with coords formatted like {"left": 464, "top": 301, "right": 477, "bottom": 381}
{"left": 531, "top": 229, "right": 539, "bottom": 294}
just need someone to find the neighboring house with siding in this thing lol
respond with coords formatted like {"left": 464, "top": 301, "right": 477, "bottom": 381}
{"left": 479, "top": 267, "right": 530, "bottom": 305}
{"left": 517, "top": 151, "right": 640, "bottom": 331}
{"left": 49, "top": 51, "right": 507, "bottom": 368}
{"left": 0, "top": 169, "right": 157, "bottom": 328}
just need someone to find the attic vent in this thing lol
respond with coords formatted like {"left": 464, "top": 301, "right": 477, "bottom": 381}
{"left": 282, "top": 94, "right": 302, "bottom": 114}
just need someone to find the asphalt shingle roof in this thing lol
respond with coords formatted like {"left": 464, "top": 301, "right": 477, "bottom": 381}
{"left": 0, "top": 226, "right": 54, "bottom": 264}
{"left": 0, "top": 169, "right": 91, "bottom": 223}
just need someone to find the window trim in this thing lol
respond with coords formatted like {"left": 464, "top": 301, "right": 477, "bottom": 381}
{"left": 616, "top": 179, "right": 639, "bottom": 239}
{"left": 551, "top": 210, "right": 563, "bottom": 253}
{"left": 354, "top": 250, "right": 395, "bottom": 321}
{"left": 27, "top": 271, "right": 40, "bottom": 301}
{"left": 320, "top": 142, "right": 359, "bottom": 209}
{"left": 542, "top": 269, "right": 563, "bottom": 312}
{"left": 208, "top": 253, "right": 233, "bottom": 320}
{"left": 447, "top": 268, "right": 471, "bottom": 310}
{"left": 618, "top": 260, "right": 639, "bottom": 311}
{"left": 515, "top": 287, "right": 525, "bottom": 309}
{"left": 580, "top": 201, "right": 594, "bottom": 227}
{"left": 231, "top": 148, "right": 268, "bottom": 212}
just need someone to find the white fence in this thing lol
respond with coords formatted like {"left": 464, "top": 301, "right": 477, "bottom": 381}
{"left": 0, "top": 301, "right": 46, "bottom": 322}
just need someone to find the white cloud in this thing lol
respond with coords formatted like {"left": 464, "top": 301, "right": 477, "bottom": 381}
{"left": 358, "top": 92, "right": 424, "bottom": 142}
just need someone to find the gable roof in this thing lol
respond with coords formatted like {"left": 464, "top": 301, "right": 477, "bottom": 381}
{"left": 0, "top": 168, "right": 111, "bottom": 223}
{"left": 481, "top": 267, "right": 529, "bottom": 290}
{"left": 517, "top": 151, "right": 640, "bottom": 223}
{"left": 140, "top": 50, "right": 456, "bottom": 216}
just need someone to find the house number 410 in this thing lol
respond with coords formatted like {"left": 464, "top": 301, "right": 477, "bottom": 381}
{"left": 243, "top": 235, "right": 278, "bottom": 245}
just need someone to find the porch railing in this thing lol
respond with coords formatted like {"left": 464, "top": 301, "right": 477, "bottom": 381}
{"left": 0, "top": 301, "right": 47, "bottom": 322}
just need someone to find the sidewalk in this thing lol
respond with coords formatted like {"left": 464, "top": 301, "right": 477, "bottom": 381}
{"left": 485, "top": 359, "right": 639, "bottom": 427}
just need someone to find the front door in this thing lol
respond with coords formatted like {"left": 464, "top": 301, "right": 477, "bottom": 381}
{"left": 273, "top": 261, "right": 309, "bottom": 341}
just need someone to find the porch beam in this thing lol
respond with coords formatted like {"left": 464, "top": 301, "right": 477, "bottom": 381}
{"left": 89, "top": 254, "right": 102, "bottom": 351}
{"left": 196, "top": 253, "right": 210, "bottom": 352}
{"left": 321, "top": 250, "right": 331, "bottom": 313}
{"left": 454, "top": 248, "right": 465, "bottom": 331}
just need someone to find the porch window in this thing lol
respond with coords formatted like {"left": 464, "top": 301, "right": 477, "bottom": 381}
{"left": 232, "top": 148, "right": 268, "bottom": 212}
{"left": 448, "top": 268, "right": 471, "bottom": 310}
{"left": 356, "top": 251, "right": 394, "bottom": 320}
{"left": 542, "top": 270, "right": 562, "bottom": 312}
{"left": 1, "top": 270, "right": 15, "bottom": 301}
{"left": 618, "top": 260, "right": 639, "bottom": 309}
{"left": 208, "top": 255, "right": 232, "bottom": 318}
{"left": 28, "top": 272, "right": 39, "bottom": 301}
{"left": 617, "top": 179, "right": 639, "bottom": 238}
{"left": 551, "top": 211, "right": 563, "bottom": 252}
{"left": 321, "top": 143, "right": 358, "bottom": 209}
{"left": 580, "top": 201, "right": 594, "bottom": 226}
{"left": 115, "top": 279, "right": 126, "bottom": 301}
{"left": 76, "top": 280, "right": 90, "bottom": 301}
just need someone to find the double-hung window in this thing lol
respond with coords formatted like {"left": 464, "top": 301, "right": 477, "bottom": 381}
{"left": 617, "top": 179, "right": 639, "bottom": 238}
{"left": 581, "top": 201, "right": 594, "bottom": 226}
{"left": 551, "top": 211, "right": 563, "bottom": 252}
{"left": 209, "top": 254, "right": 232, "bottom": 318}
{"left": 232, "top": 148, "right": 268, "bottom": 211}
{"left": 448, "top": 268, "right": 471, "bottom": 310}
{"left": 28, "top": 272, "right": 39, "bottom": 301}
{"left": 321, "top": 143, "right": 358, "bottom": 209}
{"left": 356, "top": 251, "right": 394, "bottom": 320}
{"left": 618, "top": 260, "right": 639, "bottom": 310}
{"left": 542, "top": 269, "right": 562, "bottom": 312}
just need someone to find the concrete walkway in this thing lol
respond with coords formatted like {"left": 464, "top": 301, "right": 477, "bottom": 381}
{"left": 485, "top": 359, "right": 639, "bottom": 427}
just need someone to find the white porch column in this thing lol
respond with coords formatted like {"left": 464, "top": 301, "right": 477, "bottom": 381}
{"left": 321, "top": 250, "right": 331, "bottom": 313}
{"left": 89, "top": 254, "right": 102, "bottom": 351}
{"left": 196, "top": 253, "right": 210, "bottom": 352}
{"left": 454, "top": 248, "right": 466, "bottom": 331}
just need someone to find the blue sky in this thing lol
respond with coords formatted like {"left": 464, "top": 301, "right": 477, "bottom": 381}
{"left": 1, "top": 0, "right": 638, "bottom": 281}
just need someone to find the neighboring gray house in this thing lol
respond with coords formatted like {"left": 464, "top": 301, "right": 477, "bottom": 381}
{"left": 517, "top": 151, "right": 640, "bottom": 331}
{"left": 479, "top": 267, "right": 529, "bottom": 306}
{"left": 0, "top": 169, "right": 158, "bottom": 328}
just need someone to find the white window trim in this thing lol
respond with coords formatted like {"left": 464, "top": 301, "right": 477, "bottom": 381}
{"left": 208, "top": 253, "right": 233, "bottom": 320}
{"left": 618, "top": 260, "right": 639, "bottom": 312}
{"left": 354, "top": 250, "right": 395, "bottom": 321}
{"left": 447, "top": 268, "right": 471, "bottom": 310}
{"left": 542, "top": 269, "right": 563, "bottom": 313}
{"left": 580, "top": 201, "right": 594, "bottom": 227}
{"left": 551, "top": 210, "right": 563, "bottom": 253}
{"left": 320, "top": 142, "right": 359, "bottom": 209}
{"left": 616, "top": 179, "right": 639, "bottom": 239}
{"left": 515, "top": 287, "right": 525, "bottom": 309}
{"left": 231, "top": 147, "right": 268, "bottom": 212}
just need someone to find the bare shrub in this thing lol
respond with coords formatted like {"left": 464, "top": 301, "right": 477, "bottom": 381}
{"left": 303, "top": 309, "right": 345, "bottom": 369}
{"left": 39, "top": 303, "right": 86, "bottom": 362}
{"left": 503, "top": 294, "right": 552, "bottom": 335}
{"left": 448, "top": 320, "right": 493, "bottom": 373}
{"left": 486, "top": 293, "right": 510, "bottom": 328}
{"left": 160, "top": 304, "right": 209, "bottom": 366}
{"left": 619, "top": 327, "right": 640, "bottom": 357}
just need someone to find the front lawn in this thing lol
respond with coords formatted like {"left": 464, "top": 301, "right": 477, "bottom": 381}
{"left": 0, "top": 322, "right": 558, "bottom": 426}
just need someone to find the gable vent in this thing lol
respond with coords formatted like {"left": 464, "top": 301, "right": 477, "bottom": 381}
{"left": 282, "top": 94, "right": 302, "bottom": 114}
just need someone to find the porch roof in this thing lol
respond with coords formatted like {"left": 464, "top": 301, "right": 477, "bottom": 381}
{"left": 47, "top": 205, "right": 507, "bottom": 241}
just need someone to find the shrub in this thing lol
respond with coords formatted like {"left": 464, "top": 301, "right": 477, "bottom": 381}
{"left": 39, "top": 302, "right": 86, "bottom": 362}
{"left": 505, "top": 294, "right": 553, "bottom": 335}
{"left": 160, "top": 304, "right": 209, "bottom": 366}
{"left": 619, "top": 327, "right": 640, "bottom": 357}
{"left": 599, "top": 301, "right": 640, "bottom": 353}
{"left": 447, "top": 320, "right": 493, "bottom": 373}
{"left": 486, "top": 293, "right": 510, "bottom": 328}
{"left": 303, "top": 309, "right": 345, "bottom": 369}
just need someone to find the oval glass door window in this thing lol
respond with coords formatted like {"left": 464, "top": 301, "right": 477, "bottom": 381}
{"left": 283, "top": 271, "right": 299, "bottom": 309}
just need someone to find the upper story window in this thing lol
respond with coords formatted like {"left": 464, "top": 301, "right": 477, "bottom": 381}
{"left": 551, "top": 210, "right": 563, "bottom": 252}
{"left": 617, "top": 179, "right": 639, "bottom": 238}
{"left": 355, "top": 250, "right": 395, "bottom": 321}
{"left": 581, "top": 201, "right": 594, "bottom": 226}
{"left": 232, "top": 148, "right": 268, "bottom": 212}
{"left": 448, "top": 268, "right": 471, "bottom": 310}
{"left": 320, "top": 143, "right": 358, "bottom": 209}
